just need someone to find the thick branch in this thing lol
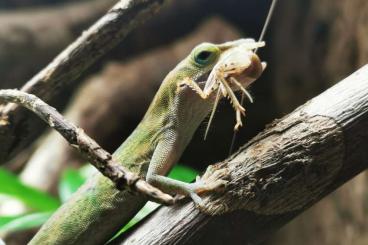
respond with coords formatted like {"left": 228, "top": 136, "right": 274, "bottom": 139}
{"left": 116, "top": 66, "right": 368, "bottom": 244}
{"left": 14, "top": 0, "right": 166, "bottom": 99}
{"left": 0, "top": 89, "right": 174, "bottom": 205}
{"left": 0, "top": 0, "right": 168, "bottom": 162}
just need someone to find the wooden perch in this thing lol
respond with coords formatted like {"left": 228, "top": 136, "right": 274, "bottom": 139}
{"left": 0, "top": 0, "right": 168, "bottom": 163}
{"left": 114, "top": 66, "right": 368, "bottom": 245}
{"left": 0, "top": 89, "right": 174, "bottom": 206}
{"left": 0, "top": 0, "right": 115, "bottom": 90}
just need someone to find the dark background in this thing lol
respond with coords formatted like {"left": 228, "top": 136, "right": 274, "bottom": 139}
{"left": 1, "top": 0, "right": 368, "bottom": 244}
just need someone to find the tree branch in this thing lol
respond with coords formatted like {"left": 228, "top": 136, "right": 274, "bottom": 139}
{"left": 15, "top": 17, "right": 241, "bottom": 193}
{"left": 0, "top": 0, "right": 115, "bottom": 89}
{"left": 0, "top": 0, "right": 168, "bottom": 163}
{"left": 115, "top": 65, "right": 368, "bottom": 244}
{"left": 0, "top": 89, "right": 174, "bottom": 205}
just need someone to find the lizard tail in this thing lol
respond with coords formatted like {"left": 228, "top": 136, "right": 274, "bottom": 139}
{"left": 28, "top": 173, "right": 147, "bottom": 245}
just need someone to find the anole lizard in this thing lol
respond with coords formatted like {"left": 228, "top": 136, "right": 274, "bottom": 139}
{"left": 29, "top": 39, "right": 265, "bottom": 244}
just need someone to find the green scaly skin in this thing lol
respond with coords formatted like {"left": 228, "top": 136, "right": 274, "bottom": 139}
{"left": 29, "top": 39, "right": 265, "bottom": 245}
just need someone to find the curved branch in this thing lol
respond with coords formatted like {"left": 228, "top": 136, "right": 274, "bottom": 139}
{"left": 0, "top": 89, "right": 174, "bottom": 205}
{"left": 115, "top": 66, "right": 368, "bottom": 244}
{"left": 0, "top": 0, "right": 168, "bottom": 163}
{"left": 0, "top": 0, "right": 116, "bottom": 89}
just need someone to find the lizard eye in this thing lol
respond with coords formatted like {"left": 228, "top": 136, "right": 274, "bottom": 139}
{"left": 192, "top": 43, "right": 220, "bottom": 66}
{"left": 195, "top": 51, "right": 212, "bottom": 64}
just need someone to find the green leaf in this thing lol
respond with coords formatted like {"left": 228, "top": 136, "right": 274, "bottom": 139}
{"left": 78, "top": 164, "right": 97, "bottom": 179}
{"left": 0, "top": 212, "right": 52, "bottom": 233}
{"left": 120, "top": 201, "right": 160, "bottom": 233}
{"left": 0, "top": 215, "right": 21, "bottom": 227}
{"left": 58, "top": 165, "right": 97, "bottom": 202}
{"left": 58, "top": 169, "right": 86, "bottom": 203}
{"left": 109, "top": 201, "right": 160, "bottom": 242}
{"left": 168, "top": 164, "right": 198, "bottom": 182}
{"left": 0, "top": 168, "right": 60, "bottom": 211}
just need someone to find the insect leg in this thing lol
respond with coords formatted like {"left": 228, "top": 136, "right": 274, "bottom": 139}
{"left": 229, "top": 77, "right": 253, "bottom": 103}
{"left": 204, "top": 87, "right": 221, "bottom": 140}
{"left": 219, "top": 77, "right": 245, "bottom": 130}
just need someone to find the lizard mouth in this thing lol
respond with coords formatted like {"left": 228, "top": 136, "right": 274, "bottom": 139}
{"left": 198, "top": 52, "right": 266, "bottom": 136}
{"left": 196, "top": 53, "right": 266, "bottom": 93}
{"left": 196, "top": 71, "right": 211, "bottom": 87}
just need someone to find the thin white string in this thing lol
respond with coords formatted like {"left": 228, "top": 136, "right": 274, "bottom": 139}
{"left": 228, "top": 0, "right": 278, "bottom": 156}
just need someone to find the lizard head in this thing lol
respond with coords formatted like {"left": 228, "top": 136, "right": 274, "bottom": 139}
{"left": 178, "top": 38, "right": 266, "bottom": 98}
{"left": 169, "top": 39, "right": 266, "bottom": 132}
{"left": 145, "top": 39, "right": 266, "bottom": 138}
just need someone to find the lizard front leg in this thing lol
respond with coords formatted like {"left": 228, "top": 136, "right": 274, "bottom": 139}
{"left": 146, "top": 135, "right": 227, "bottom": 206}
{"left": 178, "top": 77, "right": 208, "bottom": 99}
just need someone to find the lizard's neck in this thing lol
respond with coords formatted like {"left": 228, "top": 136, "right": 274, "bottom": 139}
{"left": 113, "top": 75, "right": 212, "bottom": 176}
{"left": 111, "top": 77, "right": 178, "bottom": 175}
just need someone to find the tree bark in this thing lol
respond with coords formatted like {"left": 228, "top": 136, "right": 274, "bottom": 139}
{"left": 0, "top": 0, "right": 168, "bottom": 163}
{"left": 0, "top": 89, "right": 175, "bottom": 205}
{"left": 114, "top": 65, "right": 368, "bottom": 245}
{"left": 0, "top": 0, "right": 115, "bottom": 90}
{"left": 268, "top": 0, "right": 368, "bottom": 244}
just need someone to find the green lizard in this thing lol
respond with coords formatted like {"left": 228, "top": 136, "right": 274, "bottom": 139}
{"left": 29, "top": 39, "right": 265, "bottom": 244}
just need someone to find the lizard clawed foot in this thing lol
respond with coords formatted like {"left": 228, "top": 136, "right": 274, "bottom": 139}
{"left": 185, "top": 165, "right": 229, "bottom": 207}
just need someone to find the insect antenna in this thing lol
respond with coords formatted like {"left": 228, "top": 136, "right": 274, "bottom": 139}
{"left": 228, "top": 0, "right": 278, "bottom": 155}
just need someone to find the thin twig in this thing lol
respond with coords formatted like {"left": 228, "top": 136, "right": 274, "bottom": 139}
{"left": 0, "top": 89, "right": 174, "bottom": 205}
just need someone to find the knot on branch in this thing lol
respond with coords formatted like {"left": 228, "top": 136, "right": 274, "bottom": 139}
{"left": 199, "top": 114, "right": 344, "bottom": 216}
{"left": 114, "top": 168, "right": 140, "bottom": 191}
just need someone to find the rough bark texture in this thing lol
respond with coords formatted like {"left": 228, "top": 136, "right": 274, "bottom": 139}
{"left": 0, "top": 89, "right": 174, "bottom": 205}
{"left": 114, "top": 66, "right": 368, "bottom": 245}
{"left": 0, "top": 0, "right": 168, "bottom": 163}
{"left": 0, "top": 0, "right": 115, "bottom": 90}
{"left": 268, "top": 0, "right": 368, "bottom": 244}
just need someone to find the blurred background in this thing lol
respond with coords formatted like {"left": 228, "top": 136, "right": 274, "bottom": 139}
{"left": 0, "top": 0, "right": 368, "bottom": 244}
